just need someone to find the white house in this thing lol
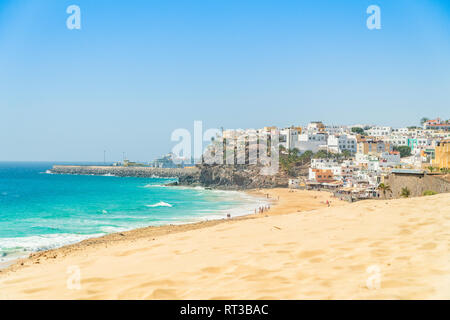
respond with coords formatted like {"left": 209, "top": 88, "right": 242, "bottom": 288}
{"left": 327, "top": 134, "right": 357, "bottom": 153}
{"left": 325, "top": 125, "right": 348, "bottom": 135}
{"left": 386, "top": 135, "right": 408, "bottom": 147}
{"left": 379, "top": 151, "right": 401, "bottom": 167}
{"left": 367, "top": 126, "right": 392, "bottom": 137}
{"left": 296, "top": 132, "right": 328, "bottom": 153}
{"left": 280, "top": 127, "right": 301, "bottom": 151}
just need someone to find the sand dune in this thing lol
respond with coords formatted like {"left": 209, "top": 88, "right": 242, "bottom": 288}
{"left": 0, "top": 190, "right": 449, "bottom": 300}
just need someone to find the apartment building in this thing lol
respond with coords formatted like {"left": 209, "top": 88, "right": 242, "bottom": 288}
{"left": 327, "top": 134, "right": 357, "bottom": 153}
{"left": 424, "top": 118, "right": 450, "bottom": 131}
{"left": 366, "top": 126, "right": 392, "bottom": 137}
{"left": 325, "top": 125, "right": 348, "bottom": 135}
{"left": 386, "top": 135, "right": 408, "bottom": 146}
{"left": 279, "top": 127, "right": 302, "bottom": 151}
{"left": 357, "top": 140, "right": 392, "bottom": 155}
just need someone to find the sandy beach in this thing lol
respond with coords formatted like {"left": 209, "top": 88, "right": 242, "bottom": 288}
{"left": 0, "top": 189, "right": 449, "bottom": 300}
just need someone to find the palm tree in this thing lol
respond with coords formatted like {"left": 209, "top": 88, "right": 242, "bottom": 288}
{"left": 440, "top": 167, "right": 449, "bottom": 174}
{"left": 342, "top": 150, "right": 352, "bottom": 159}
{"left": 377, "top": 183, "right": 392, "bottom": 198}
{"left": 401, "top": 187, "right": 411, "bottom": 198}
{"left": 420, "top": 117, "right": 429, "bottom": 125}
{"left": 427, "top": 166, "right": 437, "bottom": 173}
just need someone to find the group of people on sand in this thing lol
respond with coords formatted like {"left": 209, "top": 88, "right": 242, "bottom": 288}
{"left": 256, "top": 205, "right": 270, "bottom": 214}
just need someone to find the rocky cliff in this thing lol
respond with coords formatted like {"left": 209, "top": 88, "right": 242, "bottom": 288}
{"left": 178, "top": 164, "right": 290, "bottom": 190}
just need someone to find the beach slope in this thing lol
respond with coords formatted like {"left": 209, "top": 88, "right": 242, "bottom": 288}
{"left": 1, "top": 191, "right": 449, "bottom": 299}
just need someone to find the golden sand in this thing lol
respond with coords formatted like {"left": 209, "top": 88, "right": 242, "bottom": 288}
{"left": 0, "top": 189, "right": 449, "bottom": 300}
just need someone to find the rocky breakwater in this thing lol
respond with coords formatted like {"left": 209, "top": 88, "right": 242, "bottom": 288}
{"left": 50, "top": 165, "right": 201, "bottom": 180}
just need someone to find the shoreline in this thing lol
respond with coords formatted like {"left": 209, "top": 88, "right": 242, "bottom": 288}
{"left": 1, "top": 191, "right": 448, "bottom": 299}
{"left": 0, "top": 188, "right": 337, "bottom": 275}
{"left": 0, "top": 185, "right": 271, "bottom": 270}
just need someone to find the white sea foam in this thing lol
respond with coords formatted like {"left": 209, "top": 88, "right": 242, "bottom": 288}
{"left": 99, "top": 226, "right": 128, "bottom": 233}
{"left": 143, "top": 184, "right": 168, "bottom": 188}
{"left": 0, "top": 233, "right": 104, "bottom": 263}
{"left": 146, "top": 201, "right": 173, "bottom": 208}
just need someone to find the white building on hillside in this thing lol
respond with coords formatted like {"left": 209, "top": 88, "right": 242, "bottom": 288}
{"left": 311, "top": 158, "right": 339, "bottom": 169}
{"left": 325, "top": 125, "right": 348, "bottom": 135}
{"left": 327, "top": 134, "right": 357, "bottom": 153}
{"left": 386, "top": 135, "right": 408, "bottom": 147}
{"left": 379, "top": 151, "right": 401, "bottom": 167}
{"left": 297, "top": 132, "right": 328, "bottom": 153}
{"left": 280, "top": 127, "right": 302, "bottom": 151}
{"left": 306, "top": 121, "right": 325, "bottom": 133}
{"left": 367, "top": 126, "right": 392, "bottom": 137}
{"left": 392, "top": 128, "right": 409, "bottom": 135}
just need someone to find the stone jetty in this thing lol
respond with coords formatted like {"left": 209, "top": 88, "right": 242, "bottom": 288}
{"left": 50, "top": 165, "right": 200, "bottom": 180}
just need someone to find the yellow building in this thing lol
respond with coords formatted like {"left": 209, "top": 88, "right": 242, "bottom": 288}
{"left": 433, "top": 140, "right": 450, "bottom": 169}
{"left": 357, "top": 140, "right": 391, "bottom": 155}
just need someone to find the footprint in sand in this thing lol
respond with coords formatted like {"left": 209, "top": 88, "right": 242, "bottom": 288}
{"left": 398, "top": 229, "right": 413, "bottom": 236}
{"left": 201, "top": 266, "right": 223, "bottom": 274}
{"left": 297, "top": 250, "right": 325, "bottom": 259}
{"left": 419, "top": 242, "right": 437, "bottom": 250}
{"left": 147, "top": 288, "right": 178, "bottom": 299}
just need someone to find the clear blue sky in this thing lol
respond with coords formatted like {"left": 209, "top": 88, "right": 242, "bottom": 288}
{"left": 0, "top": 0, "right": 449, "bottom": 162}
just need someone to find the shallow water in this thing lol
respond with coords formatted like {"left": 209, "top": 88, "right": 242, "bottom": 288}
{"left": 0, "top": 162, "right": 266, "bottom": 264}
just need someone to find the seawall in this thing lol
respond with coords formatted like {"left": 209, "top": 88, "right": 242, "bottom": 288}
{"left": 384, "top": 172, "right": 450, "bottom": 198}
{"left": 50, "top": 165, "right": 201, "bottom": 180}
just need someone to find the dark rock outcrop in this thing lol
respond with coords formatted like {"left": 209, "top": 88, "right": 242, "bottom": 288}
{"left": 178, "top": 164, "right": 289, "bottom": 190}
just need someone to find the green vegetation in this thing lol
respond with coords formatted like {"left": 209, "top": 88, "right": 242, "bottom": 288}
{"left": 393, "top": 146, "right": 412, "bottom": 158}
{"left": 377, "top": 183, "right": 392, "bottom": 198}
{"left": 400, "top": 187, "right": 411, "bottom": 198}
{"left": 423, "top": 190, "right": 438, "bottom": 196}
{"left": 420, "top": 117, "right": 429, "bottom": 125}
{"left": 279, "top": 149, "right": 313, "bottom": 177}
{"left": 314, "top": 150, "right": 331, "bottom": 159}
{"left": 351, "top": 127, "right": 365, "bottom": 135}
{"left": 279, "top": 149, "right": 353, "bottom": 177}
{"left": 427, "top": 166, "right": 437, "bottom": 173}
{"left": 341, "top": 150, "right": 352, "bottom": 159}
{"left": 313, "top": 150, "right": 353, "bottom": 160}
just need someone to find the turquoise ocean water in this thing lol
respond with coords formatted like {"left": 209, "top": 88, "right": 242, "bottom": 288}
{"left": 0, "top": 162, "right": 266, "bottom": 265}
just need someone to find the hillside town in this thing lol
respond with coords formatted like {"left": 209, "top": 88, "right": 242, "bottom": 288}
{"left": 217, "top": 118, "right": 450, "bottom": 199}
{"left": 110, "top": 117, "right": 450, "bottom": 199}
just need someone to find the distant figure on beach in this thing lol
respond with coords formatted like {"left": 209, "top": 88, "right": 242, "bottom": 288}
{"left": 227, "top": 213, "right": 231, "bottom": 219}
